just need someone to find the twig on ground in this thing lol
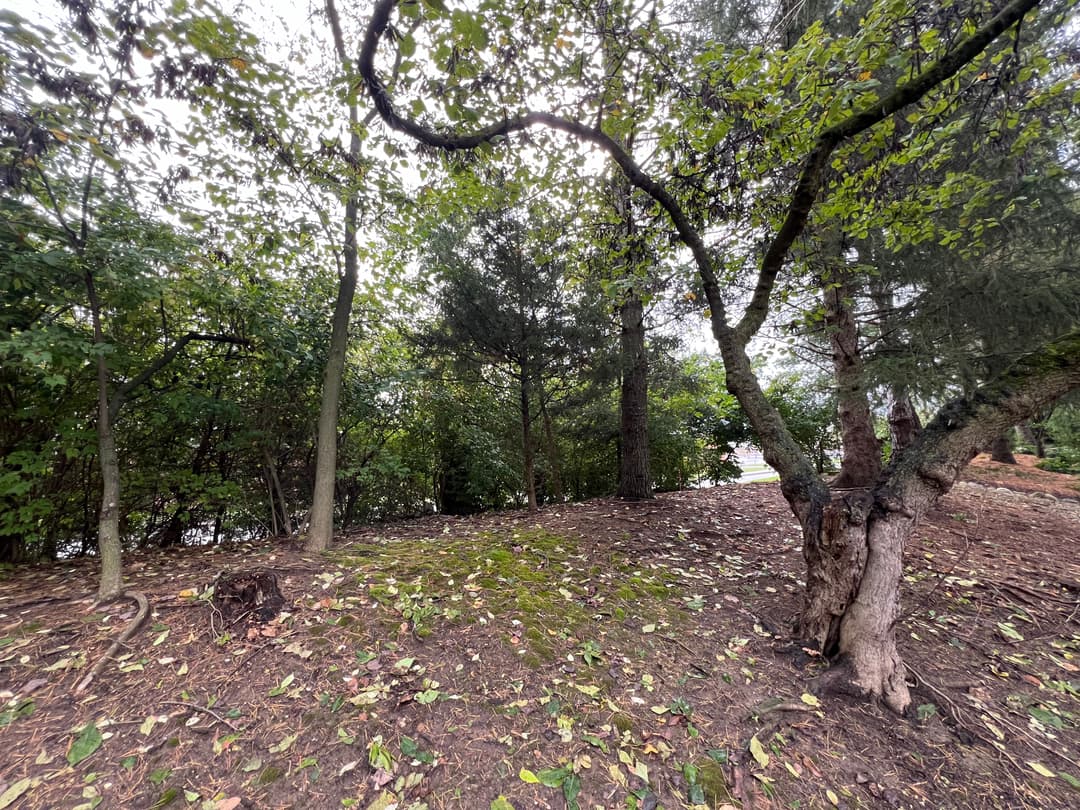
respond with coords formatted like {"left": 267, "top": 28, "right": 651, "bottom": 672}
{"left": 659, "top": 634, "right": 711, "bottom": 676}
{"left": 160, "top": 700, "right": 240, "bottom": 733}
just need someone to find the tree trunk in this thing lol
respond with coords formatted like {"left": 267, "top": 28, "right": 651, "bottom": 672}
{"left": 617, "top": 291, "right": 652, "bottom": 499}
{"left": 305, "top": 256, "right": 356, "bottom": 550}
{"left": 86, "top": 272, "right": 123, "bottom": 601}
{"left": 306, "top": 0, "right": 362, "bottom": 552}
{"left": 823, "top": 274, "right": 880, "bottom": 488}
{"left": 266, "top": 469, "right": 279, "bottom": 537}
{"left": 797, "top": 492, "right": 912, "bottom": 713}
{"left": 1019, "top": 422, "right": 1045, "bottom": 457}
{"left": 264, "top": 448, "right": 293, "bottom": 535}
{"left": 520, "top": 372, "right": 538, "bottom": 512}
{"left": 887, "top": 386, "right": 922, "bottom": 455}
{"left": 989, "top": 432, "right": 1017, "bottom": 464}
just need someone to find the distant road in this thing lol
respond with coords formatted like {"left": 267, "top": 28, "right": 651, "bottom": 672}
{"left": 737, "top": 467, "right": 779, "bottom": 484}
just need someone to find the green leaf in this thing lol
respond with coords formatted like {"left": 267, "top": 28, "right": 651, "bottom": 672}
{"left": 368, "top": 737, "right": 393, "bottom": 771}
{"left": 399, "top": 735, "right": 434, "bottom": 764}
{"left": 997, "top": 622, "right": 1024, "bottom": 641}
{"left": 1028, "top": 707, "right": 1065, "bottom": 729}
{"left": 519, "top": 767, "right": 539, "bottom": 784}
{"left": 916, "top": 703, "right": 938, "bottom": 721}
{"left": 537, "top": 766, "right": 569, "bottom": 788}
{"left": 490, "top": 798, "right": 516, "bottom": 810}
{"left": 67, "top": 724, "right": 103, "bottom": 766}
{"left": 1059, "top": 771, "right": 1080, "bottom": 789}
{"left": 268, "top": 733, "right": 298, "bottom": 754}
{"left": 562, "top": 772, "right": 581, "bottom": 809}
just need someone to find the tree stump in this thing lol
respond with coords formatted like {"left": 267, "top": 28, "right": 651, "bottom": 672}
{"left": 212, "top": 570, "right": 285, "bottom": 623}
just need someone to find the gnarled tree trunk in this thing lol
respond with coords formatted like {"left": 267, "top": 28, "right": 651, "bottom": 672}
{"left": 797, "top": 491, "right": 913, "bottom": 713}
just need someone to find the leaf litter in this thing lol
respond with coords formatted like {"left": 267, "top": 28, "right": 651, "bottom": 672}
{"left": 0, "top": 458, "right": 1078, "bottom": 808}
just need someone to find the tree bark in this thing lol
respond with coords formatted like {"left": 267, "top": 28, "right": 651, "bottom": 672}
{"left": 989, "top": 432, "right": 1017, "bottom": 464}
{"left": 797, "top": 493, "right": 913, "bottom": 713}
{"left": 887, "top": 386, "right": 922, "bottom": 455}
{"left": 306, "top": 0, "right": 362, "bottom": 552}
{"left": 540, "top": 395, "right": 564, "bottom": 503}
{"left": 617, "top": 291, "right": 652, "bottom": 499}
{"left": 1019, "top": 422, "right": 1045, "bottom": 457}
{"left": 823, "top": 274, "right": 881, "bottom": 488}
{"left": 86, "top": 271, "right": 123, "bottom": 601}
{"left": 264, "top": 447, "right": 293, "bottom": 535}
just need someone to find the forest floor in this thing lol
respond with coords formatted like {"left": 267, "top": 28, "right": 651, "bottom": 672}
{"left": 2, "top": 455, "right": 1079, "bottom": 810}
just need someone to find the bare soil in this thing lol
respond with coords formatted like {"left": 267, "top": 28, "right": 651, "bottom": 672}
{"left": 1, "top": 455, "right": 1078, "bottom": 809}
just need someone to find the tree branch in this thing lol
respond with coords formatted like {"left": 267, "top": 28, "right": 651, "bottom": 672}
{"left": 358, "top": 0, "right": 1047, "bottom": 511}
{"left": 889, "top": 329, "right": 1080, "bottom": 506}
{"left": 109, "top": 333, "right": 249, "bottom": 421}
{"left": 359, "top": 0, "right": 735, "bottom": 341}
{"left": 734, "top": 0, "right": 1042, "bottom": 344}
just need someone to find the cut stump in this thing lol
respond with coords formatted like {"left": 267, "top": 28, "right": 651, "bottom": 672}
{"left": 212, "top": 570, "right": 284, "bottom": 623}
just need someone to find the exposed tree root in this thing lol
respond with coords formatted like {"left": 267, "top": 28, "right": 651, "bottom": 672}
{"left": 74, "top": 590, "right": 149, "bottom": 695}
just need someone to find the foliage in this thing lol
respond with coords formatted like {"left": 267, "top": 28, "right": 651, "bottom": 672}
{"left": 761, "top": 375, "right": 840, "bottom": 475}
{"left": 1036, "top": 404, "right": 1080, "bottom": 474}
{"left": 649, "top": 354, "right": 748, "bottom": 490}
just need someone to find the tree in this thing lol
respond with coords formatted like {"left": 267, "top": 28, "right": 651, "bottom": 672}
{"left": 356, "top": 0, "right": 1080, "bottom": 712}
{"left": 305, "top": 0, "right": 365, "bottom": 552}
{"left": 418, "top": 205, "right": 598, "bottom": 511}
{"left": 1, "top": 2, "right": 263, "bottom": 597}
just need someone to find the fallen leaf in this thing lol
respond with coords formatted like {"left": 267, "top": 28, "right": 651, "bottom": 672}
{"left": 1027, "top": 761, "right": 1055, "bottom": 778}
{"left": 67, "top": 724, "right": 102, "bottom": 766}
{"left": 749, "top": 734, "right": 769, "bottom": 768}
{"left": 0, "top": 777, "right": 32, "bottom": 809}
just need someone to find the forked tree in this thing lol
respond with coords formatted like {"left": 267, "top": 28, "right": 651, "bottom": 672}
{"left": 356, "top": 0, "right": 1079, "bottom": 712}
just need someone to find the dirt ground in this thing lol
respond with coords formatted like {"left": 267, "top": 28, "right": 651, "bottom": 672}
{"left": 1, "top": 454, "right": 1078, "bottom": 809}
